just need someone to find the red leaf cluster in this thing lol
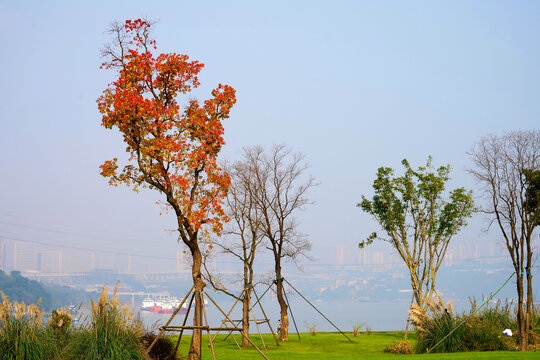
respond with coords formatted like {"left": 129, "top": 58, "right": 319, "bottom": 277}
{"left": 98, "top": 19, "right": 236, "bottom": 240}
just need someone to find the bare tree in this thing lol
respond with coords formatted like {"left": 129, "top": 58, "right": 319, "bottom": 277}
{"left": 242, "top": 144, "right": 315, "bottom": 341}
{"left": 202, "top": 159, "right": 265, "bottom": 347}
{"left": 468, "top": 130, "right": 540, "bottom": 351}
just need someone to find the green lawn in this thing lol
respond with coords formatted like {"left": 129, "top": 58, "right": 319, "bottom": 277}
{"left": 169, "top": 331, "right": 539, "bottom": 360}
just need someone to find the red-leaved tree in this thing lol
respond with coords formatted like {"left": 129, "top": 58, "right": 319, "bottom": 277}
{"left": 97, "top": 19, "right": 236, "bottom": 360}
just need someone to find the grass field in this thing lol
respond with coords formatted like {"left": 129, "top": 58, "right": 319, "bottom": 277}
{"left": 169, "top": 331, "right": 539, "bottom": 360}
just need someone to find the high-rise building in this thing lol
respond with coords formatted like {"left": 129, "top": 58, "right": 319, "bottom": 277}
{"left": 127, "top": 254, "right": 132, "bottom": 273}
{"left": 38, "top": 251, "right": 63, "bottom": 273}
{"left": 336, "top": 246, "right": 346, "bottom": 266}
{"left": 358, "top": 248, "right": 369, "bottom": 265}
{"left": 61, "top": 250, "right": 92, "bottom": 273}
{"left": 14, "top": 242, "right": 36, "bottom": 271}
{"left": 372, "top": 251, "right": 384, "bottom": 265}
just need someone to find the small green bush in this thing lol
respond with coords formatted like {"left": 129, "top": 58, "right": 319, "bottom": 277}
{"left": 411, "top": 295, "right": 516, "bottom": 354}
{"left": 415, "top": 313, "right": 469, "bottom": 353}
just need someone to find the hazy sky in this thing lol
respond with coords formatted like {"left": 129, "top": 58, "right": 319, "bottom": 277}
{"left": 1, "top": 1, "right": 539, "bottom": 269}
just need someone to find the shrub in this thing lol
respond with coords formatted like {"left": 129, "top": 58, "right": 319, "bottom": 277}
{"left": 464, "top": 316, "right": 511, "bottom": 352}
{"left": 411, "top": 294, "right": 515, "bottom": 354}
{"left": 140, "top": 332, "right": 176, "bottom": 360}
{"left": 470, "top": 297, "right": 514, "bottom": 329}
{"left": 65, "top": 285, "right": 147, "bottom": 360}
{"left": 500, "top": 335, "right": 519, "bottom": 351}
{"left": 0, "top": 291, "right": 54, "bottom": 360}
{"left": 385, "top": 340, "right": 413, "bottom": 354}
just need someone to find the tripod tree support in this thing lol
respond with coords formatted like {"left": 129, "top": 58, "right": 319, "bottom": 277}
{"left": 284, "top": 278, "right": 354, "bottom": 343}
{"left": 250, "top": 282, "right": 273, "bottom": 311}
{"left": 219, "top": 287, "right": 279, "bottom": 348}
{"left": 204, "top": 290, "right": 270, "bottom": 360}
{"left": 210, "top": 290, "right": 243, "bottom": 349}
{"left": 201, "top": 291, "right": 217, "bottom": 360}
{"left": 249, "top": 295, "right": 267, "bottom": 349}
{"left": 147, "top": 285, "right": 195, "bottom": 353}
{"left": 173, "top": 292, "right": 196, "bottom": 357}
{"left": 252, "top": 287, "right": 280, "bottom": 347}
{"left": 147, "top": 286, "right": 269, "bottom": 360}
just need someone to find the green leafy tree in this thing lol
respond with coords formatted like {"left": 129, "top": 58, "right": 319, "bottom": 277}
{"left": 358, "top": 158, "right": 474, "bottom": 311}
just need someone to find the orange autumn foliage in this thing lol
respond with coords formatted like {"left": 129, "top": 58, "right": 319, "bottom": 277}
{"left": 97, "top": 19, "right": 236, "bottom": 240}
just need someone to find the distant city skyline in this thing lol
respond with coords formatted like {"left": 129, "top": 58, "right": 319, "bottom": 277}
{"left": 1, "top": 235, "right": 516, "bottom": 277}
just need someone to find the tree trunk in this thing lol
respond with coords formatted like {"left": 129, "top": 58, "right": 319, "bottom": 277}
{"left": 516, "top": 273, "right": 528, "bottom": 351}
{"left": 242, "top": 290, "right": 251, "bottom": 347}
{"left": 188, "top": 247, "right": 205, "bottom": 360}
{"left": 526, "top": 235, "right": 534, "bottom": 351}
{"left": 410, "top": 278, "right": 423, "bottom": 309}
{"left": 275, "top": 266, "right": 289, "bottom": 341}
{"left": 403, "top": 292, "right": 415, "bottom": 340}
{"left": 527, "top": 272, "right": 534, "bottom": 350}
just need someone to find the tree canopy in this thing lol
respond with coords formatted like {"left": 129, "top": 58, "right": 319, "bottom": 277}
{"left": 358, "top": 158, "right": 474, "bottom": 309}
{"left": 524, "top": 169, "right": 540, "bottom": 227}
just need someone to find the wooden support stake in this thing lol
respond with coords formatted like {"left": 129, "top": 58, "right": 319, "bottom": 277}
{"left": 221, "top": 320, "right": 241, "bottom": 341}
{"left": 249, "top": 294, "right": 267, "bottom": 350}
{"left": 174, "top": 292, "right": 195, "bottom": 357}
{"left": 242, "top": 331, "right": 271, "bottom": 360}
{"left": 253, "top": 288, "right": 279, "bottom": 347}
{"left": 165, "top": 326, "right": 242, "bottom": 331}
{"left": 204, "top": 291, "right": 242, "bottom": 349}
{"left": 210, "top": 288, "right": 244, "bottom": 343}
{"left": 147, "top": 285, "right": 195, "bottom": 353}
{"left": 205, "top": 291, "right": 269, "bottom": 360}
{"left": 201, "top": 292, "right": 217, "bottom": 360}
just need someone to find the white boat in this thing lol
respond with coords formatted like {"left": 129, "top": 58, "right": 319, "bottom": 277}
{"left": 141, "top": 296, "right": 156, "bottom": 311}
{"left": 140, "top": 293, "right": 206, "bottom": 314}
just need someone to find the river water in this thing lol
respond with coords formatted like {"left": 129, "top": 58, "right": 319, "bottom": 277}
{"left": 135, "top": 298, "right": 412, "bottom": 333}
{"left": 75, "top": 294, "right": 477, "bottom": 333}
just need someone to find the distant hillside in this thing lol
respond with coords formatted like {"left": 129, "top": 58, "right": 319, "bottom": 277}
{"left": 0, "top": 270, "right": 96, "bottom": 311}
{"left": 0, "top": 270, "right": 52, "bottom": 309}
{"left": 43, "top": 282, "right": 98, "bottom": 309}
